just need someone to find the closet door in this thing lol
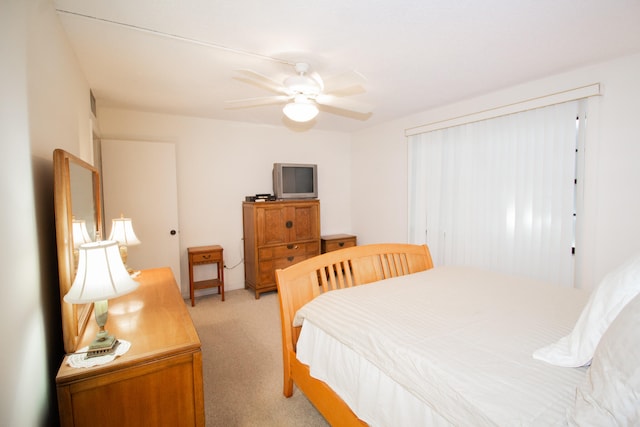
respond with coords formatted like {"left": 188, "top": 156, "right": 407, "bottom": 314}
{"left": 101, "top": 140, "right": 181, "bottom": 290}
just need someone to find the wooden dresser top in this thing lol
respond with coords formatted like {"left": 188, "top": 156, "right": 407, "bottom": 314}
{"left": 56, "top": 267, "right": 200, "bottom": 384}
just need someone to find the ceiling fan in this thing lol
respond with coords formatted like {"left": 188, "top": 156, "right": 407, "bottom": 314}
{"left": 226, "top": 62, "right": 372, "bottom": 122}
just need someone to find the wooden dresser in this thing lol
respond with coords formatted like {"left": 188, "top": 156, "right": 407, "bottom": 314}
{"left": 56, "top": 267, "right": 204, "bottom": 427}
{"left": 243, "top": 200, "right": 320, "bottom": 298}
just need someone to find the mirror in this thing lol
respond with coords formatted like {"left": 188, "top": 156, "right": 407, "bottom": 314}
{"left": 53, "top": 149, "right": 103, "bottom": 353}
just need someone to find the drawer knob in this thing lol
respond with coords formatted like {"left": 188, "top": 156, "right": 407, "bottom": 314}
{"left": 287, "top": 256, "right": 294, "bottom": 262}
{"left": 203, "top": 254, "right": 211, "bottom": 259}
{"left": 285, "top": 220, "right": 293, "bottom": 228}
{"left": 339, "top": 242, "right": 345, "bottom": 247}
{"left": 287, "top": 244, "right": 299, "bottom": 250}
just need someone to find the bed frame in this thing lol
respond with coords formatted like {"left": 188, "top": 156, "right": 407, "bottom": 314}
{"left": 275, "top": 243, "right": 434, "bottom": 426}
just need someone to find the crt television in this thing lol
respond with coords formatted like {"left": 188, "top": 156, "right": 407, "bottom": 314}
{"left": 272, "top": 163, "right": 318, "bottom": 199}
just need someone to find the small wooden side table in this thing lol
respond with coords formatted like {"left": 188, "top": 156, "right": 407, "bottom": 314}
{"left": 188, "top": 245, "right": 224, "bottom": 306}
{"left": 321, "top": 234, "right": 357, "bottom": 253}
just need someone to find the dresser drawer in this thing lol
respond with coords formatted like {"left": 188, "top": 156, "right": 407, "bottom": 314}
{"left": 257, "top": 254, "right": 316, "bottom": 285}
{"left": 259, "top": 241, "right": 319, "bottom": 260}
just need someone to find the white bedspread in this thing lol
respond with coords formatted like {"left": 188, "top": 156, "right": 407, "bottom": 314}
{"left": 294, "top": 266, "right": 590, "bottom": 426}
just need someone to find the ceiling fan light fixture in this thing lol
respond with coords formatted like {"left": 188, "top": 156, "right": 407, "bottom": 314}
{"left": 283, "top": 95, "right": 319, "bottom": 122}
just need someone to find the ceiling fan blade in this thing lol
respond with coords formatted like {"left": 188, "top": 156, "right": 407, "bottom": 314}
{"left": 233, "top": 69, "right": 287, "bottom": 94}
{"left": 309, "top": 71, "right": 324, "bottom": 91}
{"left": 322, "top": 70, "right": 367, "bottom": 95}
{"left": 315, "top": 94, "right": 372, "bottom": 115}
{"left": 225, "top": 95, "right": 291, "bottom": 109}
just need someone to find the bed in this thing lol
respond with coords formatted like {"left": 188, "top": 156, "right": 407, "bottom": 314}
{"left": 275, "top": 243, "right": 640, "bottom": 426}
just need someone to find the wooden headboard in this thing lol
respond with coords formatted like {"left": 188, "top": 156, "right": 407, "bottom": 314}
{"left": 275, "top": 243, "right": 433, "bottom": 406}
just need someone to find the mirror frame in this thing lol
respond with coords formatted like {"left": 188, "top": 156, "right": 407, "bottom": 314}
{"left": 53, "top": 149, "right": 103, "bottom": 353}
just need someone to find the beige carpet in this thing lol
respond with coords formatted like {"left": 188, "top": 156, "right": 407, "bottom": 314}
{"left": 187, "top": 288, "right": 329, "bottom": 427}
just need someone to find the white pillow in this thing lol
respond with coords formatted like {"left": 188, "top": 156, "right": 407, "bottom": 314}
{"left": 533, "top": 253, "right": 640, "bottom": 367}
{"left": 567, "top": 292, "right": 640, "bottom": 425}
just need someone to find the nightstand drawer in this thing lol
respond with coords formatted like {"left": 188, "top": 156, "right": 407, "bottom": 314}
{"left": 191, "top": 252, "right": 222, "bottom": 264}
{"left": 321, "top": 234, "right": 357, "bottom": 253}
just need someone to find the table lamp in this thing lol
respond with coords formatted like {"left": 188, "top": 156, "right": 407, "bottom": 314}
{"left": 64, "top": 240, "right": 139, "bottom": 358}
{"left": 72, "top": 218, "right": 92, "bottom": 270}
{"left": 108, "top": 214, "right": 141, "bottom": 274}
{"left": 72, "top": 218, "right": 92, "bottom": 248}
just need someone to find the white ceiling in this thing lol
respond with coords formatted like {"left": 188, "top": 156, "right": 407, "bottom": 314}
{"left": 54, "top": 0, "right": 640, "bottom": 133}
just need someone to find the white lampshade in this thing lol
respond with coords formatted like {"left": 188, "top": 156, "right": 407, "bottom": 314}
{"left": 283, "top": 95, "right": 319, "bottom": 122}
{"left": 64, "top": 240, "right": 139, "bottom": 303}
{"left": 108, "top": 216, "right": 141, "bottom": 246}
{"left": 72, "top": 219, "right": 92, "bottom": 248}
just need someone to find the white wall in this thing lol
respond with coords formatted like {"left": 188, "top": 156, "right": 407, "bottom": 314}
{"left": 97, "top": 108, "right": 353, "bottom": 294}
{"left": 352, "top": 52, "right": 640, "bottom": 290}
{"left": 0, "top": 3, "right": 46, "bottom": 426}
{"left": 2, "top": 0, "right": 94, "bottom": 425}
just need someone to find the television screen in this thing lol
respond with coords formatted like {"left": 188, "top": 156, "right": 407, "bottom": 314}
{"left": 282, "top": 166, "right": 314, "bottom": 193}
{"left": 273, "top": 163, "right": 317, "bottom": 199}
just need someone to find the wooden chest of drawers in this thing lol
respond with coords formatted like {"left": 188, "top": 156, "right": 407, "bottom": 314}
{"left": 56, "top": 268, "right": 204, "bottom": 426}
{"left": 243, "top": 200, "right": 320, "bottom": 298}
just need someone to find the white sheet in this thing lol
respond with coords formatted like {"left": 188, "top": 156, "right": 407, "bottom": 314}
{"left": 294, "top": 266, "right": 590, "bottom": 426}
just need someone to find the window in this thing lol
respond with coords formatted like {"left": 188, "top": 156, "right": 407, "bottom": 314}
{"left": 408, "top": 100, "right": 584, "bottom": 287}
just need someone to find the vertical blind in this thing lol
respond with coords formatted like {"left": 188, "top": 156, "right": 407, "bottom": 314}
{"left": 408, "top": 100, "right": 581, "bottom": 287}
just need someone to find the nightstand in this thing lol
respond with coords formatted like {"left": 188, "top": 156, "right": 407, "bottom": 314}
{"left": 188, "top": 245, "right": 224, "bottom": 306}
{"left": 321, "top": 234, "right": 357, "bottom": 253}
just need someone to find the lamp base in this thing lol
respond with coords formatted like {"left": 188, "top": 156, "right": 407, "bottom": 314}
{"left": 86, "top": 333, "right": 120, "bottom": 359}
